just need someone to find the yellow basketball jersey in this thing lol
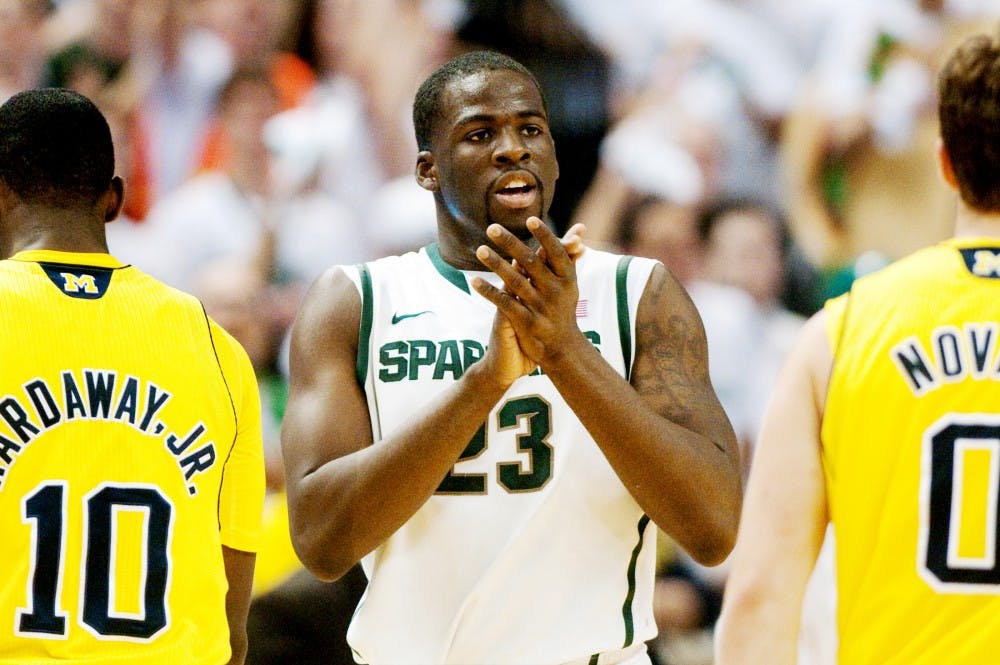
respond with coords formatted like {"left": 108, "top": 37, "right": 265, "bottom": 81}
{"left": 823, "top": 237, "right": 1000, "bottom": 664}
{"left": 0, "top": 250, "right": 264, "bottom": 664}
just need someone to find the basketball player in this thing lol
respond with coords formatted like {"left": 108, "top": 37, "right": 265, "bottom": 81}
{"left": 281, "top": 51, "right": 742, "bottom": 664}
{"left": 0, "top": 89, "right": 265, "bottom": 664}
{"left": 715, "top": 33, "right": 1000, "bottom": 664}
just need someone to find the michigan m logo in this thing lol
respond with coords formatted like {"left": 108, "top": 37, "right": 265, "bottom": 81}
{"left": 60, "top": 272, "right": 99, "bottom": 294}
{"left": 959, "top": 247, "right": 1000, "bottom": 279}
{"left": 39, "top": 263, "right": 113, "bottom": 299}
{"left": 971, "top": 250, "right": 1000, "bottom": 277}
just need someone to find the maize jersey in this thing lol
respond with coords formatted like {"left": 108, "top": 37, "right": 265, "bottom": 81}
{"left": 0, "top": 250, "right": 264, "bottom": 664}
{"left": 823, "top": 237, "right": 1000, "bottom": 664}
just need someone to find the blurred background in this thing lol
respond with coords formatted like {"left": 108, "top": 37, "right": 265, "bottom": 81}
{"left": 7, "top": 1, "right": 998, "bottom": 663}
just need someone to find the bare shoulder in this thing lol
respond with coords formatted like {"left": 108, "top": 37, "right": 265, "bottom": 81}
{"left": 786, "top": 307, "right": 833, "bottom": 414}
{"left": 288, "top": 267, "right": 362, "bottom": 380}
{"left": 283, "top": 265, "right": 373, "bottom": 473}
{"left": 630, "top": 264, "right": 714, "bottom": 423}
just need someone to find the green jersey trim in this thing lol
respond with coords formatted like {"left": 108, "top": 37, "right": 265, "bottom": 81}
{"left": 615, "top": 256, "right": 634, "bottom": 382}
{"left": 622, "top": 514, "right": 651, "bottom": 647}
{"left": 426, "top": 243, "right": 471, "bottom": 294}
{"left": 357, "top": 264, "right": 374, "bottom": 386}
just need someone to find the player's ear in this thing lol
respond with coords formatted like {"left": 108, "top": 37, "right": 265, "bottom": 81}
{"left": 0, "top": 179, "right": 12, "bottom": 232}
{"left": 100, "top": 175, "right": 125, "bottom": 223}
{"left": 936, "top": 138, "right": 958, "bottom": 191}
{"left": 416, "top": 152, "right": 439, "bottom": 192}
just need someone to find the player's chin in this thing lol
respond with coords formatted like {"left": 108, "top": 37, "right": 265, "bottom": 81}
{"left": 490, "top": 207, "right": 543, "bottom": 239}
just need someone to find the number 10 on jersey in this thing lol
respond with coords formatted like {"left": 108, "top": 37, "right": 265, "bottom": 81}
{"left": 16, "top": 481, "right": 173, "bottom": 640}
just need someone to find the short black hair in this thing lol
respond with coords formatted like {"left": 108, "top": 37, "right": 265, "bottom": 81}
{"left": 0, "top": 88, "right": 114, "bottom": 205}
{"left": 412, "top": 50, "right": 545, "bottom": 151}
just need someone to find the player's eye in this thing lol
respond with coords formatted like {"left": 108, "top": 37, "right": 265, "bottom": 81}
{"left": 522, "top": 125, "right": 543, "bottom": 137}
{"left": 467, "top": 129, "right": 491, "bottom": 142}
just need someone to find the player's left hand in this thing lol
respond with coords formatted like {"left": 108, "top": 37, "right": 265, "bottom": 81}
{"left": 559, "top": 223, "right": 587, "bottom": 262}
{"left": 472, "top": 217, "right": 582, "bottom": 368}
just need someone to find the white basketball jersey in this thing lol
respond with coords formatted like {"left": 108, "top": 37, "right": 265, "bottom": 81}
{"left": 342, "top": 245, "right": 659, "bottom": 665}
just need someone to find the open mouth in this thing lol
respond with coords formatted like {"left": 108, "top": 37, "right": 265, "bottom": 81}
{"left": 500, "top": 183, "right": 533, "bottom": 195}
{"left": 494, "top": 174, "right": 538, "bottom": 209}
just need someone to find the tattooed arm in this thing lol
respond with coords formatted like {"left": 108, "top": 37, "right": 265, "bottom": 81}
{"left": 544, "top": 264, "right": 742, "bottom": 564}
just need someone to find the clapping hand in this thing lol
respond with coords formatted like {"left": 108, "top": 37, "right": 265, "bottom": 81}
{"left": 472, "top": 218, "right": 583, "bottom": 370}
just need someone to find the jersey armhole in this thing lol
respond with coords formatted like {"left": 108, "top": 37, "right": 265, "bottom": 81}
{"left": 615, "top": 256, "right": 635, "bottom": 381}
{"left": 355, "top": 263, "right": 374, "bottom": 386}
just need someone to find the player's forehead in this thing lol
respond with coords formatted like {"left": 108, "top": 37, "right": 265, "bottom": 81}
{"left": 437, "top": 68, "right": 546, "bottom": 129}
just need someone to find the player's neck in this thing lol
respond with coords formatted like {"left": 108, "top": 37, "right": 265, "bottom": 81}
{"left": 3, "top": 206, "right": 109, "bottom": 257}
{"left": 436, "top": 236, "right": 486, "bottom": 270}
{"left": 436, "top": 221, "right": 541, "bottom": 271}
{"left": 953, "top": 201, "right": 1000, "bottom": 240}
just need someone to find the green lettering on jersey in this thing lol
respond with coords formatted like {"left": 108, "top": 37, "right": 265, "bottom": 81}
{"left": 497, "top": 396, "right": 553, "bottom": 492}
{"left": 378, "top": 341, "right": 408, "bottom": 382}
{"left": 433, "top": 340, "right": 463, "bottom": 380}
{"left": 462, "top": 340, "right": 485, "bottom": 370}
{"left": 436, "top": 424, "right": 487, "bottom": 494}
{"left": 407, "top": 340, "right": 437, "bottom": 380}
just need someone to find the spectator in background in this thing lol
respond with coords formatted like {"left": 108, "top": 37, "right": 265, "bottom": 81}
{"left": 0, "top": 0, "right": 46, "bottom": 102}
{"left": 264, "top": 0, "right": 394, "bottom": 220}
{"left": 43, "top": 0, "right": 136, "bottom": 96}
{"left": 565, "top": 0, "right": 804, "bottom": 248}
{"left": 42, "top": 0, "right": 318, "bottom": 221}
{"left": 364, "top": 174, "right": 438, "bottom": 258}
{"left": 572, "top": 105, "right": 720, "bottom": 253}
{"left": 264, "top": 0, "right": 462, "bottom": 228}
{"left": 141, "top": 66, "right": 364, "bottom": 295}
{"left": 780, "top": 1, "right": 997, "bottom": 299}
{"left": 616, "top": 195, "right": 706, "bottom": 286}
{"left": 194, "top": 0, "right": 316, "bottom": 173}
{"left": 695, "top": 199, "right": 812, "bottom": 462}
{"left": 40, "top": 0, "right": 155, "bottom": 218}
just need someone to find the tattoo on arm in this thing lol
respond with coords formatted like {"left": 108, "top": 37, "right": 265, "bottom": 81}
{"left": 631, "top": 272, "right": 723, "bottom": 451}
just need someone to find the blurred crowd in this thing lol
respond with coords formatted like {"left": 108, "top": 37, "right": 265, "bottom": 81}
{"left": 6, "top": 0, "right": 1000, "bottom": 663}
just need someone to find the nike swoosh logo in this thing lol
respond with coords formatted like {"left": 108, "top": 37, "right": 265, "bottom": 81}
{"left": 391, "top": 311, "right": 432, "bottom": 324}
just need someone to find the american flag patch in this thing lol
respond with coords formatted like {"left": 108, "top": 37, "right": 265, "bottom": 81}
{"left": 575, "top": 299, "right": 588, "bottom": 317}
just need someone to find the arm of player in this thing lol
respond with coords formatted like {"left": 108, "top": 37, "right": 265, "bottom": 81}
{"left": 280, "top": 267, "right": 530, "bottom": 581}
{"left": 222, "top": 546, "right": 255, "bottom": 665}
{"left": 713, "top": 311, "right": 832, "bottom": 664}
{"left": 473, "top": 218, "right": 741, "bottom": 564}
